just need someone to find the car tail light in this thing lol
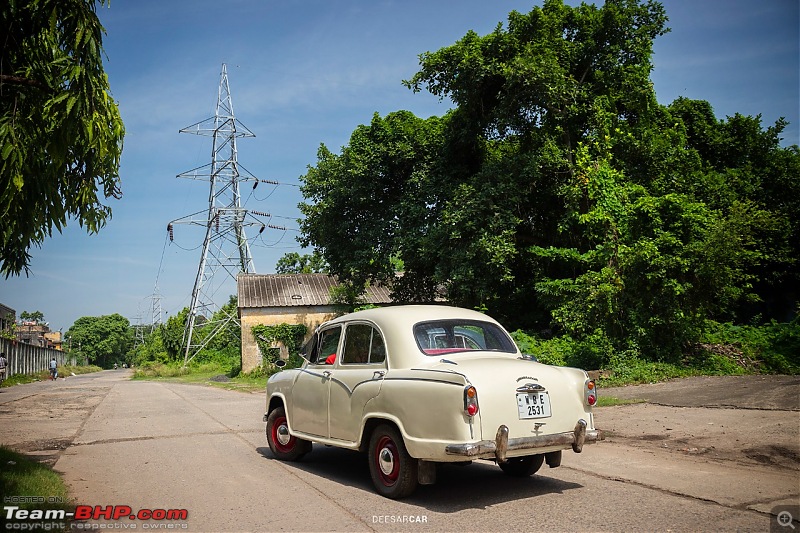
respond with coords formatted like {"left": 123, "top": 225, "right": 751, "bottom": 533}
{"left": 464, "top": 385, "right": 479, "bottom": 417}
{"left": 585, "top": 379, "right": 597, "bottom": 406}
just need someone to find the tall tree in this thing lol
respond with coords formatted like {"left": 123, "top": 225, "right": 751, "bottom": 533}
{"left": 1, "top": 0, "right": 125, "bottom": 277}
{"left": 299, "top": 111, "right": 445, "bottom": 301}
{"left": 65, "top": 314, "right": 133, "bottom": 368}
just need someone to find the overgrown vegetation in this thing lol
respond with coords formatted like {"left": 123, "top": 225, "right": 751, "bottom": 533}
{"left": 251, "top": 324, "right": 307, "bottom": 364}
{"left": 129, "top": 296, "right": 242, "bottom": 375}
{"left": 512, "top": 318, "right": 799, "bottom": 386}
{"left": 126, "top": 298, "right": 308, "bottom": 386}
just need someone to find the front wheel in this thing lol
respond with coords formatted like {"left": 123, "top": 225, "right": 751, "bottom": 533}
{"left": 368, "top": 424, "right": 418, "bottom": 499}
{"left": 499, "top": 454, "right": 544, "bottom": 477}
{"left": 266, "top": 407, "right": 311, "bottom": 461}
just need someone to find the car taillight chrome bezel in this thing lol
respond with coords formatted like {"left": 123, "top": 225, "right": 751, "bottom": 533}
{"left": 463, "top": 385, "right": 479, "bottom": 417}
{"left": 585, "top": 379, "right": 597, "bottom": 407}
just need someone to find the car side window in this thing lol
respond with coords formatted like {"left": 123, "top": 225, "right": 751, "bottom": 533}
{"left": 342, "top": 324, "right": 386, "bottom": 365}
{"left": 369, "top": 329, "right": 386, "bottom": 363}
{"left": 316, "top": 326, "right": 341, "bottom": 365}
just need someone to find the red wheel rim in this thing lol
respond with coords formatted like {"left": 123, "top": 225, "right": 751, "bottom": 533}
{"left": 271, "top": 415, "right": 295, "bottom": 453}
{"left": 375, "top": 435, "right": 399, "bottom": 486}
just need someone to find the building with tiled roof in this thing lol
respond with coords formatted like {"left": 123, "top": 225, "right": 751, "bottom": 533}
{"left": 237, "top": 273, "right": 393, "bottom": 372}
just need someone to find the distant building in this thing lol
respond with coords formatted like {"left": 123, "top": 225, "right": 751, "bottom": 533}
{"left": 237, "top": 273, "right": 393, "bottom": 373}
{"left": 44, "top": 330, "right": 63, "bottom": 351}
{"left": 16, "top": 322, "right": 56, "bottom": 348}
{"left": 0, "top": 303, "right": 15, "bottom": 332}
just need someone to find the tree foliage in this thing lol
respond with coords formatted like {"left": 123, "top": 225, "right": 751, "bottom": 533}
{"left": 275, "top": 251, "right": 329, "bottom": 274}
{"left": 251, "top": 323, "right": 307, "bottom": 363}
{"left": 0, "top": 0, "right": 125, "bottom": 277}
{"left": 19, "top": 310, "right": 44, "bottom": 324}
{"left": 298, "top": 0, "right": 799, "bottom": 363}
{"left": 130, "top": 296, "right": 241, "bottom": 371}
{"left": 65, "top": 313, "right": 133, "bottom": 368}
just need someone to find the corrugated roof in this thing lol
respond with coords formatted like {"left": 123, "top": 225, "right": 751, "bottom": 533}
{"left": 237, "top": 273, "right": 393, "bottom": 308}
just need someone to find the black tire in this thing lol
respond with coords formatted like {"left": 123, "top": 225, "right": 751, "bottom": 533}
{"left": 499, "top": 454, "right": 544, "bottom": 477}
{"left": 368, "top": 424, "right": 418, "bottom": 499}
{"left": 266, "top": 407, "right": 311, "bottom": 461}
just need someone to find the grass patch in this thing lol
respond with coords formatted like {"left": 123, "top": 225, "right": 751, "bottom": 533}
{"left": 132, "top": 362, "right": 268, "bottom": 393}
{"left": 595, "top": 396, "right": 646, "bottom": 407}
{"left": 0, "top": 446, "right": 72, "bottom": 511}
{"left": 1, "top": 365, "right": 103, "bottom": 388}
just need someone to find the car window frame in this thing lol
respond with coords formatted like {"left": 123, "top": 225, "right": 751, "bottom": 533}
{"left": 413, "top": 319, "right": 517, "bottom": 356}
{"left": 341, "top": 321, "right": 387, "bottom": 366}
{"left": 310, "top": 325, "right": 343, "bottom": 365}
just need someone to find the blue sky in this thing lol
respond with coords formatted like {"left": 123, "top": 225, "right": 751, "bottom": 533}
{"left": 2, "top": 0, "right": 798, "bottom": 334}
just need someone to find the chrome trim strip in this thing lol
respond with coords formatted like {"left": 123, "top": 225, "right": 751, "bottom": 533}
{"left": 381, "top": 377, "right": 466, "bottom": 387}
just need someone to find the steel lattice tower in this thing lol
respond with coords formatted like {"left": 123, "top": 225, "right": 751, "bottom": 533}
{"left": 173, "top": 64, "right": 256, "bottom": 366}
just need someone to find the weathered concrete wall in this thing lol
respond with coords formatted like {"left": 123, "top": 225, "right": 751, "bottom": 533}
{"left": 240, "top": 307, "right": 338, "bottom": 373}
{"left": 0, "top": 338, "right": 75, "bottom": 379}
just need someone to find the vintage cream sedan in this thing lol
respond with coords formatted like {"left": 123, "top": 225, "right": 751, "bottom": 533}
{"left": 264, "top": 305, "right": 603, "bottom": 499}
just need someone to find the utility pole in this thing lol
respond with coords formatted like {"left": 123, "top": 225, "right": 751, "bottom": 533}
{"left": 171, "top": 64, "right": 257, "bottom": 367}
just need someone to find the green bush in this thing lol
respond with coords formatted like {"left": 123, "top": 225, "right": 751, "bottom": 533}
{"left": 510, "top": 330, "right": 567, "bottom": 366}
{"left": 510, "top": 318, "right": 800, "bottom": 386}
{"left": 701, "top": 319, "right": 800, "bottom": 374}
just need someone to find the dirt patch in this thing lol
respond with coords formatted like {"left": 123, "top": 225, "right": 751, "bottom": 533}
{"left": 595, "top": 376, "right": 800, "bottom": 472}
{"left": 600, "top": 374, "right": 800, "bottom": 410}
{"left": 0, "top": 381, "right": 111, "bottom": 466}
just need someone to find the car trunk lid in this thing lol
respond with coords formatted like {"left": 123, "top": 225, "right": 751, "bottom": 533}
{"left": 431, "top": 354, "right": 591, "bottom": 440}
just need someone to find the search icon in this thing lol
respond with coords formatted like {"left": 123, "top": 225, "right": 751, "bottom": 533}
{"left": 778, "top": 511, "right": 796, "bottom": 529}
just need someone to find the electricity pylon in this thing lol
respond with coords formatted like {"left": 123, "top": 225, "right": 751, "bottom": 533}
{"left": 171, "top": 64, "right": 256, "bottom": 366}
{"left": 148, "top": 286, "right": 163, "bottom": 333}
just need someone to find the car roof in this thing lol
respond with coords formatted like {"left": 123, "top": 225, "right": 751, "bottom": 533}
{"left": 322, "top": 305, "right": 514, "bottom": 368}
{"left": 326, "top": 304, "right": 499, "bottom": 327}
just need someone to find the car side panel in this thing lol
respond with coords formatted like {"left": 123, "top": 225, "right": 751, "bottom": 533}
{"left": 287, "top": 366, "right": 330, "bottom": 438}
{"left": 365, "top": 370, "right": 475, "bottom": 459}
{"left": 328, "top": 367, "right": 384, "bottom": 443}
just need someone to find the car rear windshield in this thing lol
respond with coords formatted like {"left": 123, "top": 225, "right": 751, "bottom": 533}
{"left": 413, "top": 320, "right": 517, "bottom": 356}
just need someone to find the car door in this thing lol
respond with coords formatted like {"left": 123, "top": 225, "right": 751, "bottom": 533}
{"left": 327, "top": 322, "right": 387, "bottom": 443}
{"left": 289, "top": 325, "right": 342, "bottom": 438}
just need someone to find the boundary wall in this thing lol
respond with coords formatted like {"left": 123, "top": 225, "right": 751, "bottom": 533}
{"left": 0, "top": 338, "right": 75, "bottom": 379}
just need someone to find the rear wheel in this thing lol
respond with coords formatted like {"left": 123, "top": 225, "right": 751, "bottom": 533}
{"left": 266, "top": 407, "right": 311, "bottom": 461}
{"left": 368, "top": 424, "right": 418, "bottom": 499}
{"left": 499, "top": 454, "right": 544, "bottom": 477}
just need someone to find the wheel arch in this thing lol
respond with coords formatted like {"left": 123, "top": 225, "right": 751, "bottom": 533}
{"left": 359, "top": 416, "right": 404, "bottom": 453}
{"left": 267, "top": 394, "right": 287, "bottom": 416}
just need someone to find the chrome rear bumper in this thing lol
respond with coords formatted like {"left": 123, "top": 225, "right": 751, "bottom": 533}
{"left": 445, "top": 419, "right": 604, "bottom": 461}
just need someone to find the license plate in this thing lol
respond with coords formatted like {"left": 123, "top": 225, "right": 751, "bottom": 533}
{"left": 517, "top": 391, "right": 552, "bottom": 419}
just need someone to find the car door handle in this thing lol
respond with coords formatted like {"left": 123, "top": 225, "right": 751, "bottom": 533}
{"left": 322, "top": 371, "right": 332, "bottom": 378}
{"left": 373, "top": 371, "right": 385, "bottom": 379}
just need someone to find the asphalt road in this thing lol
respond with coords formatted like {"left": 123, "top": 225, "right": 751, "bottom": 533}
{"left": 0, "top": 371, "right": 798, "bottom": 532}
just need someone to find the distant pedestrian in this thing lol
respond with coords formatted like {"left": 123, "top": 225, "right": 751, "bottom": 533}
{"left": 0, "top": 352, "right": 7, "bottom": 385}
{"left": 49, "top": 358, "right": 58, "bottom": 380}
